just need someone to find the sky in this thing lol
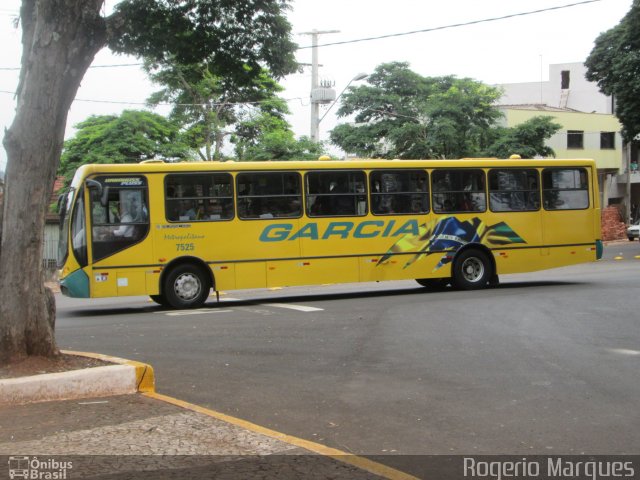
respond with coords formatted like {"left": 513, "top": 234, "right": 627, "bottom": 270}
{"left": 0, "top": 0, "right": 634, "bottom": 172}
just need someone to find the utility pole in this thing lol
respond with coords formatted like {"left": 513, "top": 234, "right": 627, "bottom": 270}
{"left": 300, "top": 29, "right": 339, "bottom": 142}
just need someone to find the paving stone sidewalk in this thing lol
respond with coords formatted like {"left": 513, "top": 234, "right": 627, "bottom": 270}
{"left": 0, "top": 394, "right": 386, "bottom": 479}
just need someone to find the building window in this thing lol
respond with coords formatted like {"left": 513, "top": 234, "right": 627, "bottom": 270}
{"left": 561, "top": 70, "right": 570, "bottom": 89}
{"left": 567, "top": 130, "right": 584, "bottom": 149}
{"left": 600, "top": 132, "right": 615, "bottom": 150}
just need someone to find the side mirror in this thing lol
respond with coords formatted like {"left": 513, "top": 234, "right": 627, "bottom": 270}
{"left": 85, "top": 179, "right": 109, "bottom": 207}
{"left": 57, "top": 193, "right": 66, "bottom": 218}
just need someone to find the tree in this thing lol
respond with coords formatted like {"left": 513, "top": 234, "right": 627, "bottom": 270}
{"left": 484, "top": 116, "right": 562, "bottom": 159}
{"left": 58, "top": 110, "right": 191, "bottom": 186}
{"left": 585, "top": 0, "right": 640, "bottom": 142}
{"left": 330, "top": 62, "right": 503, "bottom": 159}
{"left": 146, "top": 62, "right": 290, "bottom": 160}
{"left": 232, "top": 110, "right": 324, "bottom": 160}
{"left": 0, "top": 0, "right": 297, "bottom": 363}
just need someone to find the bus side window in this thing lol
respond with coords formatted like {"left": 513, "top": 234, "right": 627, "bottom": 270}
{"left": 370, "top": 169, "right": 429, "bottom": 215}
{"left": 236, "top": 172, "right": 302, "bottom": 220}
{"left": 89, "top": 176, "right": 149, "bottom": 262}
{"left": 432, "top": 169, "right": 486, "bottom": 214}
{"left": 306, "top": 171, "right": 367, "bottom": 217}
{"left": 165, "top": 173, "right": 234, "bottom": 222}
{"left": 488, "top": 169, "right": 540, "bottom": 212}
{"left": 542, "top": 168, "right": 589, "bottom": 210}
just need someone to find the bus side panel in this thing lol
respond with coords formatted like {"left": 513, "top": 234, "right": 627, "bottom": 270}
{"left": 91, "top": 268, "right": 118, "bottom": 297}
{"left": 482, "top": 210, "right": 543, "bottom": 275}
{"left": 276, "top": 257, "right": 359, "bottom": 286}
{"left": 235, "top": 262, "right": 266, "bottom": 289}
{"left": 359, "top": 253, "right": 452, "bottom": 282}
{"left": 116, "top": 270, "right": 147, "bottom": 296}
{"left": 210, "top": 264, "right": 236, "bottom": 291}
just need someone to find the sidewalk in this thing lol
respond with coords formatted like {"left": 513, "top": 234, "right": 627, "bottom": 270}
{"left": 0, "top": 355, "right": 414, "bottom": 480}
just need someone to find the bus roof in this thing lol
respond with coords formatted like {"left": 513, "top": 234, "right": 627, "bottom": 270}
{"left": 71, "top": 158, "right": 597, "bottom": 186}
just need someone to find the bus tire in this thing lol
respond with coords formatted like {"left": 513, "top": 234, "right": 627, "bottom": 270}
{"left": 164, "top": 264, "right": 211, "bottom": 309}
{"left": 150, "top": 294, "right": 170, "bottom": 307}
{"left": 416, "top": 278, "right": 449, "bottom": 289}
{"left": 452, "top": 249, "right": 492, "bottom": 290}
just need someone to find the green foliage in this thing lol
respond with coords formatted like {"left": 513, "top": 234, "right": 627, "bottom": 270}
{"left": 232, "top": 111, "right": 324, "bottom": 160}
{"left": 330, "top": 62, "right": 503, "bottom": 159}
{"left": 58, "top": 110, "right": 190, "bottom": 185}
{"left": 484, "top": 116, "right": 562, "bottom": 159}
{"left": 146, "top": 61, "right": 291, "bottom": 160}
{"left": 586, "top": 0, "right": 640, "bottom": 142}
{"left": 108, "top": 1, "right": 298, "bottom": 85}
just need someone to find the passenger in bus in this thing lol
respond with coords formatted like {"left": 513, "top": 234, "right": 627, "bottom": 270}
{"left": 205, "top": 202, "right": 223, "bottom": 220}
{"left": 178, "top": 200, "right": 197, "bottom": 220}
{"left": 113, "top": 201, "right": 136, "bottom": 238}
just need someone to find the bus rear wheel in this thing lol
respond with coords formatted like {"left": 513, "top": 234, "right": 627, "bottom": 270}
{"left": 452, "top": 249, "right": 492, "bottom": 290}
{"left": 164, "top": 264, "right": 211, "bottom": 309}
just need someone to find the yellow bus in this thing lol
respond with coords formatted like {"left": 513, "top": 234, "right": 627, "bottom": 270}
{"left": 57, "top": 158, "right": 603, "bottom": 308}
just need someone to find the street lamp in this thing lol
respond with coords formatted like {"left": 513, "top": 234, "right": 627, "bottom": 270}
{"left": 314, "top": 72, "right": 368, "bottom": 142}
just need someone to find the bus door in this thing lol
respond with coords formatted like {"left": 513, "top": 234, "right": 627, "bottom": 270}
{"left": 87, "top": 175, "right": 150, "bottom": 297}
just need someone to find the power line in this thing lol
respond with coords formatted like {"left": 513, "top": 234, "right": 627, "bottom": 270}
{"left": 0, "top": 0, "right": 603, "bottom": 71}
{"left": 0, "top": 89, "right": 307, "bottom": 107}
{"left": 297, "top": 0, "right": 603, "bottom": 49}
{"left": 0, "top": 63, "right": 142, "bottom": 71}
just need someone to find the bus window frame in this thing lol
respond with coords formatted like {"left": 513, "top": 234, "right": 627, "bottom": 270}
{"left": 236, "top": 171, "right": 303, "bottom": 221}
{"left": 431, "top": 168, "right": 487, "bottom": 214}
{"left": 89, "top": 175, "right": 151, "bottom": 262}
{"left": 542, "top": 167, "right": 590, "bottom": 211}
{"left": 305, "top": 169, "right": 368, "bottom": 218}
{"left": 488, "top": 168, "right": 541, "bottom": 213}
{"left": 164, "top": 172, "right": 235, "bottom": 222}
{"left": 369, "top": 169, "right": 430, "bottom": 216}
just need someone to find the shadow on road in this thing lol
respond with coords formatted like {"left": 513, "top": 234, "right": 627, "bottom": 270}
{"left": 60, "top": 280, "right": 583, "bottom": 318}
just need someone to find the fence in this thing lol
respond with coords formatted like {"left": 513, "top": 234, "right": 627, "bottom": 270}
{"left": 43, "top": 227, "right": 58, "bottom": 276}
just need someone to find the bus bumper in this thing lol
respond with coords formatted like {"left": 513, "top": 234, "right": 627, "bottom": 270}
{"left": 60, "top": 269, "right": 90, "bottom": 298}
{"left": 595, "top": 240, "right": 603, "bottom": 260}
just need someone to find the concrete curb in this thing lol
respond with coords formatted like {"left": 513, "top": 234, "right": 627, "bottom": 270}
{"left": 0, "top": 350, "right": 155, "bottom": 406}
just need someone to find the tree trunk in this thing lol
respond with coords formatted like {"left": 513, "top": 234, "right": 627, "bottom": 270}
{"left": 0, "top": 0, "right": 106, "bottom": 363}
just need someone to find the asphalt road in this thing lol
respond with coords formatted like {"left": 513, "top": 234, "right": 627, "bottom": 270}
{"left": 55, "top": 241, "right": 640, "bottom": 468}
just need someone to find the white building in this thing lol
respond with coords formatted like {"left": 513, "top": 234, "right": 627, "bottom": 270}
{"left": 497, "top": 62, "right": 638, "bottom": 221}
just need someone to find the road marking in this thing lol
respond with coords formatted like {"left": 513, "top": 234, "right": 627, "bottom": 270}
{"left": 609, "top": 348, "right": 640, "bottom": 356}
{"left": 161, "top": 301, "right": 323, "bottom": 315}
{"left": 218, "top": 297, "right": 323, "bottom": 312}
{"left": 164, "top": 309, "right": 232, "bottom": 316}
{"left": 263, "top": 303, "right": 324, "bottom": 312}
{"left": 144, "top": 391, "right": 418, "bottom": 480}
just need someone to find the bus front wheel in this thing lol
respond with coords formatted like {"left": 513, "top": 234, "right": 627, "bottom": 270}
{"left": 150, "top": 294, "right": 169, "bottom": 307}
{"left": 164, "top": 264, "right": 211, "bottom": 309}
{"left": 452, "top": 249, "right": 492, "bottom": 290}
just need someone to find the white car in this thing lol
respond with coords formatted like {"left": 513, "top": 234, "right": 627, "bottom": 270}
{"left": 628, "top": 221, "right": 640, "bottom": 241}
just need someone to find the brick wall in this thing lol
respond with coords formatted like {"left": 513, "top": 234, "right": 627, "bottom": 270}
{"left": 601, "top": 205, "right": 627, "bottom": 241}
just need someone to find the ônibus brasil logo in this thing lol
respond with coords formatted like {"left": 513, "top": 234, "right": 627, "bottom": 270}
{"left": 8, "top": 457, "right": 72, "bottom": 479}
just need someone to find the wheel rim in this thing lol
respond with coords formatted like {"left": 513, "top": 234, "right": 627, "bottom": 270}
{"left": 173, "top": 272, "right": 201, "bottom": 301}
{"left": 461, "top": 256, "right": 484, "bottom": 283}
